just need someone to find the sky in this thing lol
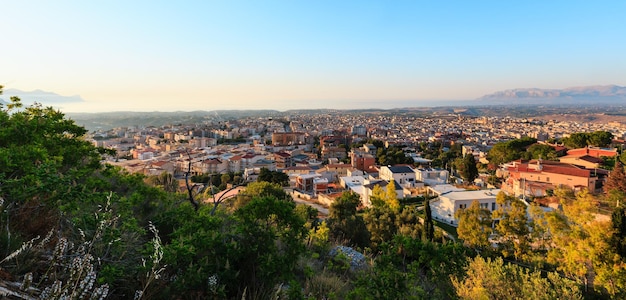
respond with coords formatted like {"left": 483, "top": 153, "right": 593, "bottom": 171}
{"left": 2, "top": 1, "right": 626, "bottom": 112}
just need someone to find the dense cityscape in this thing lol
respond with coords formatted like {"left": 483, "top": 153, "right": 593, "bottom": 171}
{"left": 92, "top": 108, "right": 625, "bottom": 205}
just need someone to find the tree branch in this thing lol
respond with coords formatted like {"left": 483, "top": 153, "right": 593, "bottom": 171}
{"left": 184, "top": 150, "right": 200, "bottom": 211}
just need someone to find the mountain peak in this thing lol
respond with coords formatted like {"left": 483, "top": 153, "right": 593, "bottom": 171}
{"left": 478, "top": 85, "right": 626, "bottom": 102}
{"left": 0, "top": 88, "right": 85, "bottom": 104}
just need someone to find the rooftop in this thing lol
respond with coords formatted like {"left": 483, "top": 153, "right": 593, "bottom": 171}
{"left": 442, "top": 189, "right": 501, "bottom": 201}
{"left": 387, "top": 165, "right": 415, "bottom": 173}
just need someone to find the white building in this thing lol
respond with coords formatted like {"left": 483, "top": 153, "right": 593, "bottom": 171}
{"left": 339, "top": 175, "right": 366, "bottom": 188}
{"left": 430, "top": 188, "right": 501, "bottom": 227}
{"left": 379, "top": 165, "right": 416, "bottom": 187}
{"left": 416, "top": 168, "right": 449, "bottom": 186}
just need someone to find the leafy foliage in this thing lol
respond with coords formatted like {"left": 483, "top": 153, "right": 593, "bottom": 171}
{"left": 233, "top": 196, "right": 308, "bottom": 296}
{"left": 350, "top": 236, "right": 469, "bottom": 299}
{"left": 327, "top": 192, "right": 370, "bottom": 248}
{"left": 375, "top": 146, "right": 413, "bottom": 166}
{"left": 455, "top": 154, "right": 479, "bottom": 183}
{"left": 453, "top": 256, "right": 583, "bottom": 300}
{"left": 257, "top": 167, "right": 289, "bottom": 186}
{"left": 230, "top": 181, "right": 290, "bottom": 210}
{"left": 563, "top": 132, "right": 592, "bottom": 149}
{"left": 486, "top": 137, "right": 537, "bottom": 166}
{"left": 456, "top": 200, "right": 493, "bottom": 250}
{"left": 371, "top": 180, "right": 400, "bottom": 210}
{"left": 160, "top": 195, "right": 308, "bottom": 298}
{"left": 396, "top": 206, "right": 423, "bottom": 239}
{"left": 562, "top": 131, "right": 614, "bottom": 149}
{"left": 612, "top": 207, "right": 626, "bottom": 258}
{"left": 526, "top": 143, "right": 559, "bottom": 160}
{"left": 145, "top": 172, "right": 178, "bottom": 193}
{"left": 492, "top": 192, "right": 530, "bottom": 260}
{"left": 363, "top": 206, "right": 397, "bottom": 250}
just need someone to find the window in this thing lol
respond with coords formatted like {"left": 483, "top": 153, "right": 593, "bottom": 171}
{"left": 492, "top": 202, "right": 496, "bottom": 211}
{"left": 546, "top": 177, "right": 550, "bottom": 182}
{"left": 480, "top": 203, "right": 488, "bottom": 209}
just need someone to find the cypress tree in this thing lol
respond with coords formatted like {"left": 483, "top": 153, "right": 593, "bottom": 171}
{"left": 423, "top": 199, "right": 435, "bottom": 241}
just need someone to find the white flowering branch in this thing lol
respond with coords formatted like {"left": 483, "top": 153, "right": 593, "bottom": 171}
{"left": 135, "top": 221, "right": 166, "bottom": 300}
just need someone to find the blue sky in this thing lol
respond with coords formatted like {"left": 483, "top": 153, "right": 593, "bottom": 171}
{"left": 2, "top": 1, "right": 625, "bottom": 112}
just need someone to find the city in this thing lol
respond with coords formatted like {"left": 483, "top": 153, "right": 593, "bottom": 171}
{"left": 91, "top": 108, "right": 625, "bottom": 212}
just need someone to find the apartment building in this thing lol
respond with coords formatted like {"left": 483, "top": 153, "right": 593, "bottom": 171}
{"left": 502, "top": 159, "right": 608, "bottom": 196}
{"left": 430, "top": 187, "right": 501, "bottom": 226}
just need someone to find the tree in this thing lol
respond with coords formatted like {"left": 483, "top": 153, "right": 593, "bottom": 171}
{"left": 231, "top": 181, "right": 290, "bottom": 210}
{"left": 527, "top": 203, "right": 551, "bottom": 252}
{"left": 0, "top": 95, "right": 108, "bottom": 237}
{"left": 396, "top": 206, "right": 422, "bottom": 239}
{"left": 562, "top": 132, "right": 589, "bottom": 149}
{"left": 0, "top": 93, "right": 187, "bottom": 297}
{"left": 487, "top": 137, "right": 537, "bottom": 166}
{"left": 327, "top": 192, "right": 370, "bottom": 248}
{"left": 492, "top": 192, "right": 530, "bottom": 260}
{"left": 370, "top": 181, "right": 400, "bottom": 210}
{"left": 375, "top": 146, "right": 413, "bottom": 166}
{"left": 0, "top": 97, "right": 103, "bottom": 206}
{"left": 233, "top": 196, "right": 308, "bottom": 297}
{"left": 456, "top": 200, "right": 493, "bottom": 250}
{"left": 605, "top": 160, "right": 626, "bottom": 195}
{"left": 294, "top": 203, "right": 319, "bottom": 230}
{"left": 588, "top": 131, "right": 614, "bottom": 148}
{"left": 453, "top": 256, "right": 583, "bottom": 300}
{"left": 349, "top": 235, "right": 469, "bottom": 299}
{"left": 541, "top": 189, "right": 625, "bottom": 294}
{"left": 308, "top": 220, "right": 331, "bottom": 252}
{"left": 162, "top": 195, "right": 308, "bottom": 299}
{"left": 146, "top": 171, "right": 178, "bottom": 193}
{"left": 611, "top": 206, "right": 626, "bottom": 258}
{"left": 527, "top": 143, "right": 558, "bottom": 160}
{"left": 554, "top": 185, "right": 575, "bottom": 200}
{"left": 363, "top": 206, "right": 397, "bottom": 250}
{"left": 220, "top": 173, "right": 231, "bottom": 185}
{"left": 257, "top": 167, "right": 289, "bottom": 186}
{"left": 423, "top": 200, "right": 435, "bottom": 242}
{"left": 385, "top": 180, "right": 400, "bottom": 210}
{"left": 369, "top": 184, "right": 386, "bottom": 208}
{"left": 183, "top": 150, "right": 202, "bottom": 211}
{"left": 455, "top": 154, "right": 479, "bottom": 184}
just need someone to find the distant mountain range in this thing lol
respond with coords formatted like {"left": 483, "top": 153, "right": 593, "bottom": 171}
{"left": 0, "top": 88, "right": 85, "bottom": 105}
{"left": 3, "top": 85, "right": 625, "bottom": 113}
{"left": 477, "top": 85, "right": 626, "bottom": 104}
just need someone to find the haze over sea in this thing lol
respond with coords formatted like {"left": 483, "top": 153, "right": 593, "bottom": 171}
{"left": 53, "top": 99, "right": 476, "bottom": 113}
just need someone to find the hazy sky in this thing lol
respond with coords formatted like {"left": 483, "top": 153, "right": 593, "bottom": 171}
{"left": 2, "top": 1, "right": 626, "bottom": 112}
